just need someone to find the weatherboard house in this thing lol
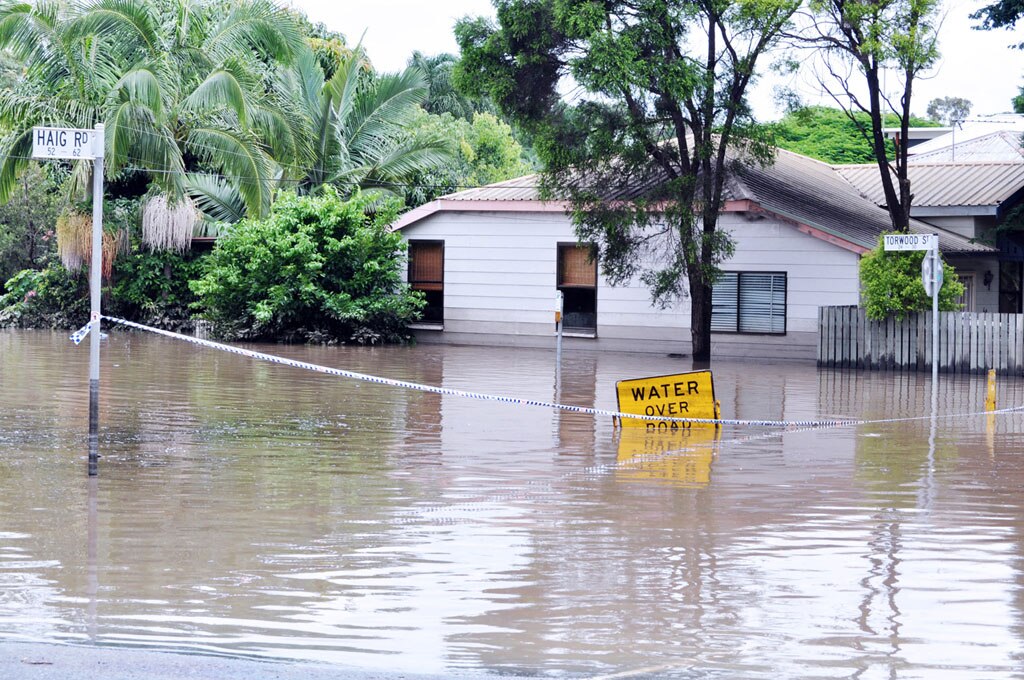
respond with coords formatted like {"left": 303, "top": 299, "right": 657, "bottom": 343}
{"left": 391, "top": 148, "right": 994, "bottom": 360}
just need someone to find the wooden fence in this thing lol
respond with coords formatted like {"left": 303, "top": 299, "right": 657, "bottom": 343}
{"left": 818, "top": 306, "right": 1024, "bottom": 374}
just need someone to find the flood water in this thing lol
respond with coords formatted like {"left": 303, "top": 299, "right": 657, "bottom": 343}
{"left": 3, "top": 329, "right": 1024, "bottom": 678}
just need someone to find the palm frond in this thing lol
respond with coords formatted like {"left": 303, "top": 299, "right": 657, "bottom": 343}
{"left": 346, "top": 67, "right": 428, "bottom": 159}
{"left": 249, "top": 104, "right": 296, "bottom": 168}
{"left": 187, "top": 125, "right": 273, "bottom": 218}
{"left": 182, "top": 62, "right": 250, "bottom": 125}
{"left": 67, "top": 0, "right": 160, "bottom": 56}
{"left": 358, "top": 135, "right": 454, "bottom": 186}
{"left": 0, "top": 127, "right": 32, "bottom": 204}
{"left": 0, "top": 0, "right": 58, "bottom": 63}
{"left": 203, "top": 0, "right": 304, "bottom": 66}
{"left": 184, "top": 171, "right": 246, "bottom": 223}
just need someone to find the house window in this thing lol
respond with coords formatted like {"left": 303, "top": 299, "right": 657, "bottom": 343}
{"left": 711, "top": 271, "right": 787, "bottom": 334}
{"left": 408, "top": 240, "right": 444, "bottom": 324}
{"left": 1000, "top": 262, "right": 1022, "bottom": 313}
{"left": 957, "top": 273, "right": 976, "bottom": 312}
{"left": 557, "top": 243, "right": 597, "bottom": 333}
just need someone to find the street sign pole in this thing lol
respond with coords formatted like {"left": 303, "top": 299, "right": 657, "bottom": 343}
{"left": 883, "top": 233, "right": 941, "bottom": 387}
{"left": 34, "top": 124, "right": 105, "bottom": 475}
{"left": 930, "top": 241, "right": 939, "bottom": 387}
{"left": 88, "top": 124, "right": 104, "bottom": 476}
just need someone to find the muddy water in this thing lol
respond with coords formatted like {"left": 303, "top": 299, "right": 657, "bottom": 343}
{"left": 3, "top": 330, "right": 1024, "bottom": 678}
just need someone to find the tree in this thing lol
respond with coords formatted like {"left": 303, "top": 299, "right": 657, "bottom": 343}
{"left": 772, "top": 105, "right": 936, "bottom": 164}
{"left": 407, "top": 51, "right": 480, "bottom": 120}
{"left": 860, "top": 236, "right": 963, "bottom": 320}
{"left": 787, "top": 0, "right": 941, "bottom": 233}
{"left": 401, "top": 109, "right": 534, "bottom": 207}
{"left": 0, "top": 164, "right": 62, "bottom": 283}
{"left": 456, "top": 0, "right": 798, "bottom": 362}
{"left": 926, "top": 96, "right": 971, "bottom": 125}
{"left": 972, "top": 0, "right": 1024, "bottom": 48}
{"left": 190, "top": 189, "right": 423, "bottom": 343}
{"left": 285, "top": 47, "right": 453, "bottom": 201}
{"left": 0, "top": 0, "right": 306, "bottom": 255}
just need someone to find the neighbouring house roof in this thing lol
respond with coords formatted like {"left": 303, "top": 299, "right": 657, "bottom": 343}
{"left": 904, "top": 114, "right": 1024, "bottom": 158}
{"left": 725, "top": 150, "right": 990, "bottom": 254}
{"left": 905, "top": 131, "right": 1024, "bottom": 164}
{"left": 835, "top": 161, "right": 1024, "bottom": 213}
{"left": 392, "top": 148, "right": 994, "bottom": 255}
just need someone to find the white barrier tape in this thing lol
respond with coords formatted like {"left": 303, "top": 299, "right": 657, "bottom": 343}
{"left": 97, "top": 316, "right": 1024, "bottom": 430}
{"left": 69, "top": 322, "right": 91, "bottom": 346}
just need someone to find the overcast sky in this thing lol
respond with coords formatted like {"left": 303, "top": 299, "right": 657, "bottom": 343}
{"left": 286, "top": 0, "right": 1024, "bottom": 121}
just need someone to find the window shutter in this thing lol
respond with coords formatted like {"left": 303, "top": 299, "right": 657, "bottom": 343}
{"left": 711, "top": 272, "right": 739, "bottom": 332}
{"left": 410, "top": 242, "right": 443, "bottom": 291}
{"left": 558, "top": 245, "right": 596, "bottom": 288}
{"left": 738, "top": 273, "right": 786, "bottom": 333}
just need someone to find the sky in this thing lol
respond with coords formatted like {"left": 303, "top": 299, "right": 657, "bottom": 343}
{"left": 286, "top": 0, "right": 1024, "bottom": 122}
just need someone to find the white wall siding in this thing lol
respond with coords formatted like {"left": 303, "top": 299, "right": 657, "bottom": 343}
{"left": 718, "top": 213, "right": 861, "bottom": 337}
{"left": 401, "top": 209, "right": 860, "bottom": 359}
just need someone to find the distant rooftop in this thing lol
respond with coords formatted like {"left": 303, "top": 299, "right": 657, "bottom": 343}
{"left": 397, "top": 149, "right": 992, "bottom": 255}
{"left": 835, "top": 161, "right": 1024, "bottom": 213}
{"left": 898, "top": 114, "right": 1024, "bottom": 160}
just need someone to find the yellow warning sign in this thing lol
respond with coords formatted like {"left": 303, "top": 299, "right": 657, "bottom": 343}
{"left": 616, "top": 427, "right": 720, "bottom": 486}
{"left": 615, "top": 370, "right": 719, "bottom": 430}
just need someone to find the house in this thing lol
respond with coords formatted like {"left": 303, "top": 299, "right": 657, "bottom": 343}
{"left": 836, "top": 161, "right": 1024, "bottom": 312}
{"left": 391, "top": 149, "right": 992, "bottom": 360}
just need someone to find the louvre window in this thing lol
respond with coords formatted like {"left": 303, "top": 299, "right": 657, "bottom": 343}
{"left": 408, "top": 240, "right": 444, "bottom": 324}
{"left": 557, "top": 243, "right": 597, "bottom": 332}
{"left": 711, "top": 272, "right": 786, "bottom": 334}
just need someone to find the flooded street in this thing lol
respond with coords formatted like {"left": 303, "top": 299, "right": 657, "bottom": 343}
{"left": 3, "top": 329, "right": 1024, "bottom": 678}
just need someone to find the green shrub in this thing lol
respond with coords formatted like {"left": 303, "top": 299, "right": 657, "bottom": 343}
{"left": 0, "top": 261, "right": 89, "bottom": 329}
{"left": 859, "top": 234, "right": 964, "bottom": 320}
{"left": 107, "top": 246, "right": 206, "bottom": 332}
{"left": 190, "top": 189, "right": 424, "bottom": 343}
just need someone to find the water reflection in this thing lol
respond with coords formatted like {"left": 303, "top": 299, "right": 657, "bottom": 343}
{"left": 2, "top": 330, "right": 1024, "bottom": 676}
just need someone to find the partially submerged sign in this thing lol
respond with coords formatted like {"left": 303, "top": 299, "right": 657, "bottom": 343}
{"left": 882, "top": 233, "right": 937, "bottom": 251}
{"left": 32, "top": 126, "right": 97, "bottom": 160}
{"left": 615, "top": 370, "right": 719, "bottom": 430}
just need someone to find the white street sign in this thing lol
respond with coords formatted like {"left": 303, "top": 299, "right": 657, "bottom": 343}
{"left": 883, "top": 233, "right": 938, "bottom": 251}
{"left": 31, "top": 126, "right": 99, "bottom": 160}
{"left": 922, "top": 254, "right": 934, "bottom": 297}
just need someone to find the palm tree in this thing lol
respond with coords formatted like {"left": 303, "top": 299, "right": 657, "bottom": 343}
{"left": 284, "top": 46, "right": 454, "bottom": 201}
{"left": 0, "top": 0, "right": 305, "bottom": 254}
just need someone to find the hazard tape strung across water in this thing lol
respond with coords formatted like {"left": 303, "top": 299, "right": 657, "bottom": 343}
{"left": 97, "top": 316, "right": 1024, "bottom": 430}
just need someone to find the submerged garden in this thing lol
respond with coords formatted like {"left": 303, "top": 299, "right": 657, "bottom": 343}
{"left": 0, "top": 0, "right": 532, "bottom": 343}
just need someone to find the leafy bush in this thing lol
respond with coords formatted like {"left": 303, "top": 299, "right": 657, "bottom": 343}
{"left": 0, "top": 261, "right": 89, "bottom": 329}
{"left": 107, "top": 245, "right": 206, "bottom": 332}
{"left": 190, "top": 190, "right": 424, "bottom": 343}
{"left": 860, "top": 235, "right": 964, "bottom": 320}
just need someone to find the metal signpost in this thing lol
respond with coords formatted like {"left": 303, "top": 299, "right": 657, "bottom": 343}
{"left": 883, "top": 233, "right": 941, "bottom": 385}
{"left": 33, "top": 124, "right": 105, "bottom": 476}
{"left": 554, "top": 291, "right": 564, "bottom": 389}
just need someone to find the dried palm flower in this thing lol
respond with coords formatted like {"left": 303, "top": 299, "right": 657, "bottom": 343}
{"left": 142, "top": 195, "right": 199, "bottom": 252}
{"left": 55, "top": 211, "right": 92, "bottom": 272}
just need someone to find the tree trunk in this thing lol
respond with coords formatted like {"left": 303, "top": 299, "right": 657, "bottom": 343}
{"left": 690, "top": 275, "right": 713, "bottom": 363}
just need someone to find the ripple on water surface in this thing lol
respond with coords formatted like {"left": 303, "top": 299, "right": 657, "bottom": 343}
{"left": 2, "top": 330, "right": 1024, "bottom": 677}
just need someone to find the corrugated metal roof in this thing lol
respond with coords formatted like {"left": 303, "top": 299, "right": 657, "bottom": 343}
{"left": 908, "top": 131, "right": 1024, "bottom": 164}
{"left": 906, "top": 114, "right": 1024, "bottom": 156}
{"left": 729, "top": 150, "right": 990, "bottom": 254}
{"left": 835, "top": 162, "right": 1024, "bottom": 208}
{"left": 445, "top": 175, "right": 541, "bottom": 201}
{"left": 425, "top": 149, "right": 993, "bottom": 255}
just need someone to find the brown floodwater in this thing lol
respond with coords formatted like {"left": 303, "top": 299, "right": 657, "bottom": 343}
{"left": 2, "top": 329, "right": 1024, "bottom": 678}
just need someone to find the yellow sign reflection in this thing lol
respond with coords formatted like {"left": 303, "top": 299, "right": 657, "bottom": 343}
{"left": 616, "top": 426, "right": 721, "bottom": 486}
